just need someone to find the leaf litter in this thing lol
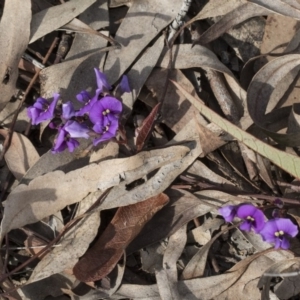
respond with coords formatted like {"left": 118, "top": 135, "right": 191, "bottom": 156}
{"left": 2, "top": 0, "right": 300, "bottom": 299}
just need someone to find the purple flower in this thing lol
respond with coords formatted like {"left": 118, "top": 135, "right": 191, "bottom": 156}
{"left": 119, "top": 75, "right": 130, "bottom": 93}
{"left": 259, "top": 218, "right": 298, "bottom": 249}
{"left": 274, "top": 198, "right": 284, "bottom": 209}
{"left": 92, "top": 115, "right": 119, "bottom": 146}
{"left": 52, "top": 127, "right": 79, "bottom": 153}
{"left": 89, "top": 96, "right": 122, "bottom": 125}
{"left": 76, "top": 90, "right": 100, "bottom": 117}
{"left": 76, "top": 91, "right": 91, "bottom": 103}
{"left": 219, "top": 205, "right": 237, "bottom": 222}
{"left": 94, "top": 68, "right": 111, "bottom": 93}
{"left": 27, "top": 93, "right": 60, "bottom": 125}
{"left": 62, "top": 101, "right": 75, "bottom": 120}
{"left": 52, "top": 121, "right": 90, "bottom": 153}
{"left": 236, "top": 204, "right": 265, "bottom": 233}
{"left": 64, "top": 120, "right": 90, "bottom": 139}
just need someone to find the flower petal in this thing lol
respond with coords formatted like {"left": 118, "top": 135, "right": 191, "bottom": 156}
{"left": 76, "top": 90, "right": 100, "bottom": 117}
{"left": 219, "top": 205, "right": 236, "bottom": 222}
{"left": 239, "top": 221, "right": 252, "bottom": 232}
{"left": 119, "top": 75, "right": 130, "bottom": 93}
{"left": 236, "top": 204, "right": 257, "bottom": 219}
{"left": 259, "top": 221, "right": 277, "bottom": 243}
{"left": 62, "top": 101, "right": 75, "bottom": 119}
{"left": 76, "top": 90, "right": 91, "bottom": 103}
{"left": 275, "top": 218, "right": 298, "bottom": 237}
{"left": 52, "top": 128, "right": 68, "bottom": 153}
{"left": 94, "top": 68, "right": 111, "bottom": 92}
{"left": 35, "top": 93, "right": 60, "bottom": 124}
{"left": 93, "top": 131, "right": 115, "bottom": 146}
{"left": 64, "top": 121, "right": 90, "bottom": 139}
{"left": 99, "top": 96, "right": 122, "bottom": 114}
{"left": 66, "top": 138, "right": 79, "bottom": 152}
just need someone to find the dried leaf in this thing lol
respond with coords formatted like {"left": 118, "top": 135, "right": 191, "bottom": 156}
{"left": 195, "top": 3, "right": 269, "bottom": 45}
{"left": 39, "top": 25, "right": 109, "bottom": 111}
{"left": 128, "top": 189, "right": 241, "bottom": 254}
{"left": 104, "top": 0, "right": 183, "bottom": 83}
{"left": 157, "top": 45, "right": 234, "bottom": 76}
{"left": 21, "top": 273, "right": 76, "bottom": 300}
{"left": 0, "top": 145, "right": 188, "bottom": 240}
{"left": 192, "top": 0, "right": 246, "bottom": 21}
{"left": 0, "top": 129, "right": 39, "bottom": 181}
{"left": 73, "top": 193, "right": 169, "bottom": 282}
{"left": 30, "top": 0, "right": 96, "bottom": 43}
{"left": 21, "top": 146, "right": 90, "bottom": 185}
{"left": 136, "top": 103, "right": 160, "bottom": 151}
{"left": 246, "top": 54, "right": 300, "bottom": 146}
{"left": 156, "top": 225, "right": 187, "bottom": 300}
{"left": 145, "top": 69, "right": 203, "bottom": 134}
{"left": 156, "top": 268, "right": 181, "bottom": 300}
{"left": 181, "top": 229, "right": 227, "bottom": 280}
{"left": 121, "top": 35, "right": 165, "bottom": 116}
{"left": 173, "top": 80, "right": 300, "bottom": 179}
{"left": 28, "top": 195, "right": 101, "bottom": 283}
{"left": 258, "top": 258, "right": 300, "bottom": 299}
{"left": 98, "top": 141, "right": 200, "bottom": 212}
{"left": 249, "top": 0, "right": 300, "bottom": 20}
{"left": 0, "top": 0, "right": 31, "bottom": 110}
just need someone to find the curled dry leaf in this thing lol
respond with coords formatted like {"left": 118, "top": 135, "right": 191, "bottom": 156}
{"left": 173, "top": 80, "right": 300, "bottom": 180}
{"left": 0, "top": 0, "right": 31, "bottom": 110}
{"left": 0, "top": 145, "right": 188, "bottom": 240}
{"left": 258, "top": 258, "right": 300, "bottom": 299}
{"left": 157, "top": 44, "right": 233, "bottom": 76}
{"left": 73, "top": 193, "right": 169, "bottom": 282}
{"left": 30, "top": 0, "right": 96, "bottom": 43}
{"left": 0, "top": 129, "right": 40, "bottom": 181}
{"left": 246, "top": 54, "right": 300, "bottom": 147}
{"left": 194, "top": 3, "right": 269, "bottom": 45}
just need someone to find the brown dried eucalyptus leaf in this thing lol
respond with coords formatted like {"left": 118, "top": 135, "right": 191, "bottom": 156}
{"left": 0, "top": 0, "right": 31, "bottom": 110}
{"left": 73, "top": 193, "right": 169, "bottom": 282}
{"left": 136, "top": 103, "right": 160, "bottom": 151}
{"left": 0, "top": 129, "right": 39, "bottom": 181}
{"left": 30, "top": 0, "right": 96, "bottom": 43}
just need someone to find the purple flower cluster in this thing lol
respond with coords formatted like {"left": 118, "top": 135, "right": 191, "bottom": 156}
{"left": 219, "top": 204, "right": 298, "bottom": 250}
{"left": 27, "top": 69, "right": 130, "bottom": 153}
